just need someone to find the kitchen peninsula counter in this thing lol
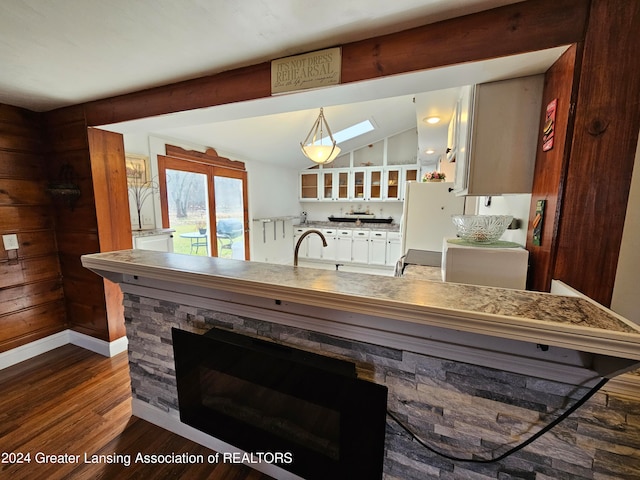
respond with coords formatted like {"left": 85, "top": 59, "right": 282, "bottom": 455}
{"left": 82, "top": 250, "right": 640, "bottom": 372}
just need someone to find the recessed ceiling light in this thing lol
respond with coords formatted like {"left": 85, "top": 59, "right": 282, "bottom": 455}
{"left": 423, "top": 116, "right": 441, "bottom": 124}
{"left": 425, "top": 149, "right": 435, "bottom": 155}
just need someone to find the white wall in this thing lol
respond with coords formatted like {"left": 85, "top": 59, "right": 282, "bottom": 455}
{"left": 246, "top": 160, "right": 300, "bottom": 220}
{"left": 476, "top": 194, "right": 531, "bottom": 246}
{"left": 244, "top": 159, "right": 300, "bottom": 264}
{"left": 611, "top": 131, "right": 640, "bottom": 325}
{"left": 123, "top": 134, "right": 154, "bottom": 230}
{"left": 300, "top": 201, "right": 403, "bottom": 224}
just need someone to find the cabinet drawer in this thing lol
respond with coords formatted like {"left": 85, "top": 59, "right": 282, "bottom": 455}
{"left": 337, "top": 230, "right": 353, "bottom": 238}
{"left": 352, "top": 230, "right": 370, "bottom": 239}
{"left": 370, "top": 231, "right": 387, "bottom": 240}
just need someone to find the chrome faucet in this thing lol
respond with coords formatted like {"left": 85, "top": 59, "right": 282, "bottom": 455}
{"left": 294, "top": 229, "right": 327, "bottom": 267}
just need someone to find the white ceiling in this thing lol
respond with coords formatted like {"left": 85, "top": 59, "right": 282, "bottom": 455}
{"left": 1, "top": 0, "right": 566, "bottom": 168}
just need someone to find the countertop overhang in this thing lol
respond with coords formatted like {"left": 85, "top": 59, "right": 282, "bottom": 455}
{"left": 82, "top": 250, "right": 640, "bottom": 367}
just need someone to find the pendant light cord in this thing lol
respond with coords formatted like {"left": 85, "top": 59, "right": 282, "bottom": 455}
{"left": 386, "top": 376, "right": 609, "bottom": 464}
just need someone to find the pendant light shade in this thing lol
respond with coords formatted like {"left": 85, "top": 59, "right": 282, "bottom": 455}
{"left": 300, "top": 108, "right": 341, "bottom": 165}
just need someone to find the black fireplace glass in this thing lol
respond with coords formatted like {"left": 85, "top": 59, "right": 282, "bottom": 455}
{"left": 172, "top": 327, "right": 388, "bottom": 480}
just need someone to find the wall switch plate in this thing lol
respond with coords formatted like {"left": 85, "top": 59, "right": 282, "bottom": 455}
{"left": 2, "top": 234, "right": 19, "bottom": 250}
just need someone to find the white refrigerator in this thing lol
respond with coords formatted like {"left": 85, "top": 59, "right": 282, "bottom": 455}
{"left": 401, "top": 181, "right": 465, "bottom": 254}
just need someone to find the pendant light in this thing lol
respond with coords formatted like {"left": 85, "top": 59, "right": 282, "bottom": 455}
{"left": 300, "top": 108, "right": 341, "bottom": 165}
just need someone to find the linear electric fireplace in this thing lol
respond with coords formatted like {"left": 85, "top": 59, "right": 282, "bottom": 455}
{"left": 172, "top": 327, "right": 388, "bottom": 480}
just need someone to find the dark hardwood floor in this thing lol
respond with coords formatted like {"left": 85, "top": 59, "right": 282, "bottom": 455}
{"left": 0, "top": 344, "right": 274, "bottom": 480}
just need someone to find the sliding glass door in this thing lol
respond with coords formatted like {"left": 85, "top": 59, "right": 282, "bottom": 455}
{"left": 158, "top": 155, "right": 249, "bottom": 260}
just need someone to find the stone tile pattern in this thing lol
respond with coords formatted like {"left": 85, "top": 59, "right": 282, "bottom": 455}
{"left": 124, "top": 294, "right": 640, "bottom": 480}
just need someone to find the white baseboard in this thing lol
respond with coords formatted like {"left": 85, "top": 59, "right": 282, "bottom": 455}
{"left": 0, "top": 331, "right": 69, "bottom": 370}
{"left": 0, "top": 330, "right": 128, "bottom": 370}
{"left": 68, "top": 330, "right": 128, "bottom": 357}
{"left": 131, "top": 399, "right": 303, "bottom": 480}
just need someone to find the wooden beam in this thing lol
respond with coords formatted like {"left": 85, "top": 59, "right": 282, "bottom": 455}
{"left": 553, "top": 0, "right": 640, "bottom": 306}
{"left": 85, "top": 62, "right": 272, "bottom": 127}
{"left": 82, "top": 0, "right": 589, "bottom": 127}
{"left": 341, "top": 0, "right": 589, "bottom": 84}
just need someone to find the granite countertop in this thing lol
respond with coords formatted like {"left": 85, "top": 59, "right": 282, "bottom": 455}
{"left": 402, "top": 265, "right": 443, "bottom": 282}
{"left": 81, "top": 250, "right": 640, "bottom": 361}
{"left": 131, "top": 228, "right": 175, "bottom": 237}
{"left": 295, "top": 221, "right": 400, "bottom": 231}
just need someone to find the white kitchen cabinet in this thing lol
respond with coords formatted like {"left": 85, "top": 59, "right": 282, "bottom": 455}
{"left": 321, "top": 170, "right": 350, "bottom": 201}
{"left": 385, "top": 168, "right": 402, "bottom": 201}
{"left": 321, "top": 228, "right": 337, "bottom": 260}
{"left": 336, "top": 229, "right": 353, "bottom": 262}
{"left": 307, "top": 232, "right": 324, "bottom": 259}
{"left": 369, "top": 230, "right": 387, "bottom": 265}
{"left": 300, "top": 172, "right": 320, "bottom": 200}
{"left": 351, "top": 230, "right": 370, "bottom": 263}
{"left": 454, "top": 75, "right": 544, "bottom": 196}
{"left": 453, "top": 85, "right": 473, "bottom": 194}
{"left": 300, "top": 165, "right": 419, "bottom": 203}
{"left": 294, "top": 226, "right": 325, "bottom": 260}
{"left": 386, "top": 232, "right": 402, "bottom": 266}
{"left": 442, "top": 239, "right": 529, "bottom": 289}
{"left": 352, "top": 168, "right": 383, "bottom": 201}
{"left": 368, "top": 169, "right": 384, "bottom": 201}
{"left": 293, "top": 227, "right": 309, "bottom": 259}
{"left": 400, "top": 167, "right": 419, "bottom": 201}
{"left": 446, "top": 98, "right": 459, "bottom": 162}
{"left": 293, "top": 225, "right": 400, "bottom": 268}
{"left": 132, "top": 229, "right": 175, "bottom": 252}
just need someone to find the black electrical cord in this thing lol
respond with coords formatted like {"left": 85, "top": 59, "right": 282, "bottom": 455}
{"left": 386, "top": 376, "right": 609, "bottom": 464}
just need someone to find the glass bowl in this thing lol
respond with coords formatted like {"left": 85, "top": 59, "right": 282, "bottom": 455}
{"left": 451, "top": 215, "right": 513, "bottom": 244}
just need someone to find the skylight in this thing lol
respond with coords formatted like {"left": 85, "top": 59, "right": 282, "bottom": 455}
{"left": 311, "top": 119, "right": 374, "bottom": 145}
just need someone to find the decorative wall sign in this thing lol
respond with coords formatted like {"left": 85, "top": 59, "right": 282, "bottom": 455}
{"left": 532, "top": 199, "right": 546, "bottom": 246}
{"left": 542, "top": 98, "right": 557, "bottom": 152}
{"left": 271, "top": 47, "right": 341, "bottom": 94}
{"left": 125, "top": 153, "right": 150, "bottom": 186}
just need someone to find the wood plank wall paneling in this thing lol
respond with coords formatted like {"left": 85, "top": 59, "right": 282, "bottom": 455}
{"left": 0, "top": 151, "right": 44, "bottom": 178}
{"left": 526, "top": 45, "right": 579, "bottom": 292}
{"left": 0, "top": 279, "right": 64, "bottom": 316}
{"left": 0, "top": 178, "right": 51, "bottom": 205}
{"left": 552, "top": 0, "right": 640, "bottom": 306}
{"left": 0, "top": 302, "right": 67, "bottom": 352}
{"left": 42, "top": 107, "right": 114, "bottom": 342}
{"left": 0, "top": 104, "right": 66, "bottom": 353}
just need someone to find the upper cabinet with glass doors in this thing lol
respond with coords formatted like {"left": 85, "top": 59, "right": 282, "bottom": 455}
{"left": 300, "top": 171, "right": 320, "bottom": 200}
{"left": 321, "top": 170, "right": 350, "bottom": 201}
{"left": 299, "top": 128, "right": 419, "bottom": 202}
{"left": 385, "top": 166, "right": 419, "bottom": 201}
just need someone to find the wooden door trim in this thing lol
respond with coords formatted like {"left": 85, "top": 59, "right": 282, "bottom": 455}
{"left": 165, "top": 145, "right": 246, "bottom": 171}
{"left": 157, "top": 155, "right": 210, "bottom": 229}
{"left": 157, "top": 155, "right": 250, "bottom": 260}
